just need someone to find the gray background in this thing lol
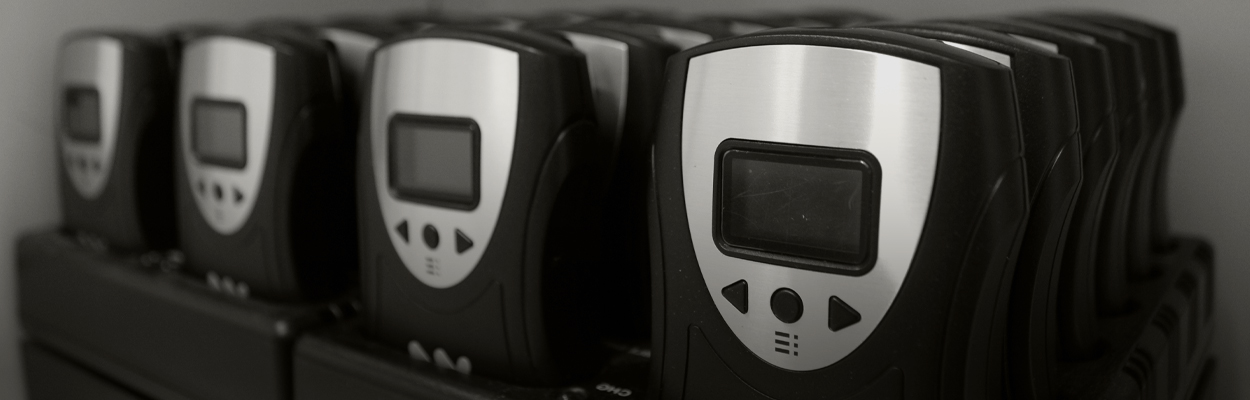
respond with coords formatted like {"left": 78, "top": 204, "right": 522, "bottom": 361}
{"left": 1, "top": 0, "right": 1246, "bottom": 398}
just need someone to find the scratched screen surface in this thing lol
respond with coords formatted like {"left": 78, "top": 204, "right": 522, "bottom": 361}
{"left": 722, "top": 156, "right": 863, "bottom": 257}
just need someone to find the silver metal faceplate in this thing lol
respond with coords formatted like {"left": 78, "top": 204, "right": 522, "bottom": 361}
{"left": 179, "top": 37, "right": 276, "bottom": 235}
{"left": 682, "top": 45, "right": 941, "bottom": 371}
{"left": 1008, "top": 34, "right": 1060, "bottom": 53}
{"left": 561, "top": 32, "right": 629, "bottom": 147}
{"left": 371, "top": 39, "right": 519, "bottom": 289}
{"left": 322, "top": 28, "right": 381, "bottom": 98}
{"left": 59, "top": 36, "right": 123, "bottom": 200}
{"left": 941, "top": 40, "right": 1013, "bottom": 67}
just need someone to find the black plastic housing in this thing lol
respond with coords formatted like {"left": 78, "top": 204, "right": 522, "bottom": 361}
{"left": 1066, "top": 14, "right": 1176, "bottom": 279}
{"left": 649, "top": 28, "right": 1029, "bottom": 400}
{"left": 1019, "top": 15, "right": 1147, "bottom": 318}
{"left": 951, "top": 18, "right": 1122, "bottom": 366}
{"left": 872, "top": 21, "right": 1086, "bottom": 400}
{"left": 58, "top": 32, "right": 177, "bottom": 252}
{"left": 175, "top": 30, "right": 357, "bottom": 302}
{"left": 546, "top": 21, "right": 679, "bottom": 343}
{"left": 17, "top": 231, "right": 344, "bottom": 400}
{"left": 23, "top": 341, "right": 149, "bottom": 400}
{"left": 293, "top": 324, "right": 652, "bottom": 400}
{"left": 357, "top": 27, "right": 606, "bottom": 385}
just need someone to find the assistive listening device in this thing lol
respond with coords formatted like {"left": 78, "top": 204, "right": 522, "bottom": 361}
{"left": 548, "top": 20, "right": 677, "bottom": 340}
{"left": 650, "top": 28, "right": 1028, "bottom": 399}
{"left": 175, "top": 29, "right": 356, "bottom": 301}
{"left": 873, "top": 21, "right": 1091, "bottom": 400}
{"left": 1060, "top": 13, "right": 1180, "bottom": 273}
{"left": 58, "top": 31, "right": 176, "bottom": 251}
{"left": 1019, "top": 15, "right": 1146, "bottom": 317}
{"left": 946, "top": 17, "right": 1124, "bottom": 397}
{"left": 358, "top": 27, "right": 605, "bottom": 384}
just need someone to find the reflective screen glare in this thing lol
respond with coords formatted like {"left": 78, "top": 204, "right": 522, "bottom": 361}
{"left": 192, "top": 101, "right": 247, "bottom": 168}
{"left": 64, "top": 88, "right": 101, "bottom": 142}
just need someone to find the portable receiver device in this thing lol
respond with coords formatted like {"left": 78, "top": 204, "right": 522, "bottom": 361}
{"left": 548, "top": 21, "right": 678, "bottom": 341}
{"left": 358, "top": 27, "right": 606, "bottom": 385}
{"left": 649, "top": 28, "right": 1029, "bottom": 400}
{"left": 949, "top": 19, "right": 1119, "bottom": 363}
{"left": 945, "top": 17, "right": 1124, "bottom": 397}
{"left": 1018, "top": 16, "right": 1148, "bottom": 317}
{"left": 175, "top": 30, "right": 356, "bottom": 301}
{"left": 57, "top": 32, "right": 176, "bottom": 252}
{"left": 1059, "top": 13, "right": 1181, "bottom": 273}
{"left": 870, "top": 22, "right": 1086, "bottom": 400}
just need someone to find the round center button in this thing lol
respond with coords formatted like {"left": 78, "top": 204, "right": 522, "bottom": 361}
{"left": 770, "top": 288, "right": 803, "bottom": 323}
{"left": 422, "top": 224, "right": 440, "bottom": 249}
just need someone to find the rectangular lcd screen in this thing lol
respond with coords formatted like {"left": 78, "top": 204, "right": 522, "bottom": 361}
{"left": 389, "top": 116, "right": 479, "bottom": 209}
{"left": 720, "top": 149, "right": 871, "bottom": 265}
{"left": 64, "top": 88, "right": 101, "bottom": 142}
{"left": 192, "top": 100, "right": 247, "bottom": 168}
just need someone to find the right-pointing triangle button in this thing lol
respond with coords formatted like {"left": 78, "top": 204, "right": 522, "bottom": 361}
{"left": 722, "top": 280, "right": 748, "bottom": 314}
{"left": 455, "top": 229, "right": 474, "bottom": 254}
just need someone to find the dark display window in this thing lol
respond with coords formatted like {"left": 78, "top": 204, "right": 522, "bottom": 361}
{"left": 388, "top": 115, "right": 480, "bottom": 210}
{"left": 714, "top": 140, "right": 880, "bottom": 273}
{"left": 64, "top": 87, "right": 101, "bottom": 142}
{"left": 191, "top": 99, "right": 248, "bottom": 169}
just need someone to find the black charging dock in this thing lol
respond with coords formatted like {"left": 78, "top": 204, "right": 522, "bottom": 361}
{"left": 293, "top": 324, "right": 651, "bottom": 400}
{"left": 1056, "top": 237, "right": 1217, "bottom": 399}
{"left": 16, "top": 229, "right": 1215, "bottom": 399}
{"left": 17, "top": 231, "right": 350, "bottom": 400}
{"left": 23, "top": 341, "right": 148, "bottom": 400}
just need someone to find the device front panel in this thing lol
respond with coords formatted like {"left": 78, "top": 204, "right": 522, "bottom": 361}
{"left": 179, "top": 37, "right": 276, "bottom": 235}
{"left": 371, "top": 38, "right": 519, "bottom": 289}
{"left": 59, "top": 36, "right": 124, "bottom": 200}
{"left": 682, "top": 44, "right": 940, "bottom": 371}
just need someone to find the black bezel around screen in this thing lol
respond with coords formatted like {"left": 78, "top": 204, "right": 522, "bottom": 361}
{"left": 712, "top": 139, "right": 881, "bottom": 276}
{"left": 387, "top": 114, "right": 482, "bottom": 210}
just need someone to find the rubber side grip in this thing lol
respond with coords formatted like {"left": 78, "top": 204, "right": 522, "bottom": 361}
{"left": 1008, "top": 133, "right": 1083, "bottom": 400}
{"left": 1058, "top": 116, "right": 1118, "bottom": 361}
{"left": 946, "top": 162, "right": 1028, "bottom": 400}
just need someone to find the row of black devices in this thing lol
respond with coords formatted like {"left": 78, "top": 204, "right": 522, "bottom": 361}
{"left": 54, "top": 8, "right": 1195, "bottom": 399}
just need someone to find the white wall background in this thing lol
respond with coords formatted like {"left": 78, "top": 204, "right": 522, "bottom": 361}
{"left": 1, "top": 0, "right": 1246, "bottom": 399}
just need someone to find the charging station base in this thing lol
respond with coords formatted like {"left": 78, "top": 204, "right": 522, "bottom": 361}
{"left": 23, "top": 341, "right": 147, "bottom": 400}
{"left": 293, "top": 324, "right": 651, "bottom": 400}
{"left": 17, "top": 231, "right": 347, "bottom": 400}
{"left": 1056, "top": 237, "right": 1217, "bottom": 400}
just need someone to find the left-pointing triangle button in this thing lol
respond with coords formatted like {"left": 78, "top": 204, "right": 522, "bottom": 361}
{"left": 395, "top": 220, "right": 409, "bottom": 243}
{"left": 722, "top": 280, "right": 748, "bottom": 314}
